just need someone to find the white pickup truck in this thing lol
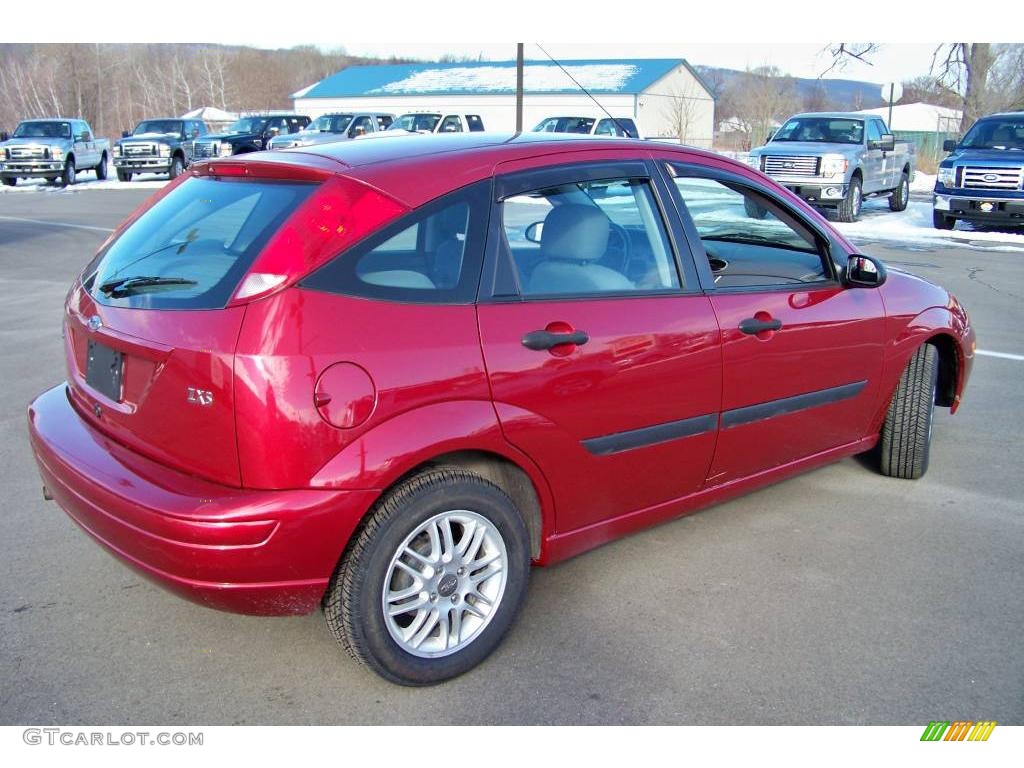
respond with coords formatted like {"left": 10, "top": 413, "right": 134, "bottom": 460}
{"left": 748, "top": 112, "right": 915, "bottom": 222}
{"left": 0, "top": 118, "right": 110, "bottom": 187}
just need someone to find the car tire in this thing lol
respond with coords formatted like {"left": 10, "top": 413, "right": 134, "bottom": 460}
{"left": 744, "top": 198, "right": 768, "bottom": 220}
{"left": 879, "top": 343, "right": 939, "bottom": 480}
{"left": 888, "top": 172, "right": 909, "bottom": 212}
{"left": 116, "top": 169, "right": 133, "bottom": 183}
{"left": 169, "top": 155, "right": 184, "bottom": 179}
{"left": 95, "top": 153, "right": 108, "bottom": 180}
{"left": 58, "top": 160, "right": 75, "bottom": 187}
{"left": 835, "top": 176, "right": 862, "bottom": 222}
{"left": 324, "top": 467, "right": 531, "bottom": 686}
{"left": 1, "top": 177, "right": 15, "bottom": 187}
{"left": 932, "top": 211, "right": 955, "bottom": 230}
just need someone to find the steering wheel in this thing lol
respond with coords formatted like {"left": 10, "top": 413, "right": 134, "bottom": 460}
{"left": 604, "top": 222, "right": 631, "bottom": 272}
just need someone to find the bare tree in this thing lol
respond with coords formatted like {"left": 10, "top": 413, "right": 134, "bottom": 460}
{"left": 724, "top": 66, "right": 800, "bottom": 150}
{"left": 662, "top": 81, "right": 703, "bottom": 144}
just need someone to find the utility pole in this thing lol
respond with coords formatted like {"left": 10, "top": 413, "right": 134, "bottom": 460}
{"left": 515, "top": 43, "right": 524, "bottom": 134}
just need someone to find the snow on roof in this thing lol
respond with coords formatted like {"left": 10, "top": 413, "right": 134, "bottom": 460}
{"left": 180, "top": 106, "right": 238, "bottom": 121}
{"left": 293, "top": 59, "right": 695, "bottom": 99}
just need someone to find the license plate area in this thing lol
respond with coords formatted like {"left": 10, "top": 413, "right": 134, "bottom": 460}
{"left": 85, "top": 339, "right": 124, "bottom": 401}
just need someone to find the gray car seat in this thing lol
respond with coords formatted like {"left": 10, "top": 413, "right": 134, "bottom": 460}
{"left": 527, "top": 204, "right": 633, "bottom": 294}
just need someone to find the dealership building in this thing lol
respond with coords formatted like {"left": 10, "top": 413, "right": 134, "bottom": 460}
{"left": 291, "top": 58, "right": 716, "bottom": 146}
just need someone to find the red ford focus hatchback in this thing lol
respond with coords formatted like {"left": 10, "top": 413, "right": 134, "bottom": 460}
{"left": 29, "top": 133, "right": 974, "bottom": 685}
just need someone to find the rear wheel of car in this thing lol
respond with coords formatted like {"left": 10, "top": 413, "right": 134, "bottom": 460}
{"left": 324, "top": 467, "right": 531, "bottom": 686}
{"left": 169, "top": 155, "right": 184, "bottom": 179}
{"left": 116, "top": 169, "right": 133, "bottom": 182}
{"left": 888, "top": 172, "right": 909, "bottom": 212}
{"left": 1, "top": 177, "right": 15, "bottom": 187}
{"left": 95, "top": 153, "right": 108, "bottom": 180}
{"left": 879, "top": 343, "right": 939, "bottom": 480}
{"left": 835, "top": 176, "right": 862, "bottom": 222}
{"left": 932, "top": 211, "right": 955, "bottom": 230}
{"left": 58, "top": 160, "right": 75, "bottom": 187}
{"left": 744, "top": 198, "right": 768, "bottom": 219}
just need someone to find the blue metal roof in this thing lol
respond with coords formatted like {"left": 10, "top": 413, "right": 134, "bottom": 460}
{"left": 295, "top": 59, "right": 692, "bottom": 99}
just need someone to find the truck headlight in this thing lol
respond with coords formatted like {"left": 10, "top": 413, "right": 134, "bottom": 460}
{"left": 937, "top": 166, "right": 956, "bottom": 187}
{"left": 218, "top": 143, "right": 232, "bottom": 156}
{"left": 821, "top": 155, "right": 848, "bottom": 177}
{"left": 115, "top": 144, "right": 123, "bottom": 157}
{"left": 158, "top": 144, "right": 171, "bottom": 157}
{"left": 51, "top": 147, "right": 64, "bottom": 161}
{"left": 745, "top": 154, "right": 761, "bottom": 169}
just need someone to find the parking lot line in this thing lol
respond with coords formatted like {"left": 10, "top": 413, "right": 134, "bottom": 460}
{"left": 0, "top": 215, "right": 115, "bottom": 233}
{"left": 976, "top": 349, "right": 1024, "bottom": 361}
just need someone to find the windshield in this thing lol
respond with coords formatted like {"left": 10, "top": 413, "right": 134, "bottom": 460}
{"left": 314, "top": 115, "right": 353, "bottom": 133}
{"left": 960, "top": 118, "right": 1024, "bottom": 150}
{"left": 772, "top": 117, "right": 864, "bottom": 145}
{"left": 390, "top": 114, "right": 441, "bottom": 132}
{"left": 532, "top": 117, "right": 596, "bottom": 134}
{"left": 133, "top": 120, "right": 183, "bottom": 137}
{"left": 12, "top": 121, "right": 72, "bottom": 139}
{"left": 85, "top": 177, "right": 315, "bottom": 309}
{"left": 225, "top": 118, "right": 268, "bottom": 135}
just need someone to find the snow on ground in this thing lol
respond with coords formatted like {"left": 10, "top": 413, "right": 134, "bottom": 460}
{"left": 911, "top": 172, "right": 936, "bottom": 192}
{"left": 0, "top": 158, "right": 168, "bottom": 194}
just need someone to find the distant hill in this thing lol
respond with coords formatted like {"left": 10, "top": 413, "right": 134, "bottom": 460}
{"left": 695, "top": 65, "right": 887, "bottom": 110}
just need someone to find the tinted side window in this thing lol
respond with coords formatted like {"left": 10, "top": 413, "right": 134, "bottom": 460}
{"left": 377, "top": 115, "right": 394, "bottom": 129}
{"left": 867, "top": 120, "right": 883, "bottom": 142}
{"left": 439, "top": 116, "right": 463, "bottom": 133}
{"left": 501, "top": 177, "right": 681, "bottom": 297}
{"left": 302, "top": 181, "right": 489, "bottom": 304}
{"left": 349, "top": 116, "right": 373, "bottom": 136}
{"left": 667, "top": 166, "right": 831, "bottom": 288}
{"left": 595, "top": 119, "right": 619, "bottom": 136}
{"left": 466, "top": 115, "right": 484, "bottom": 131}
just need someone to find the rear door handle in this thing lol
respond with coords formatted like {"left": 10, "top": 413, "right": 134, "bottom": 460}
{"left": 739, "top": 317, "right": 782, "bottom": 335}
{"left": 521, "top": 329, "right": 590, "bottom": 351}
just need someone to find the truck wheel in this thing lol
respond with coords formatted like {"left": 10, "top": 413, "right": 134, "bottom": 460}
{"left": 879, "top": 344, "right": 939, "bottom": 480}
{"left": 95, "top": 153, "right": 108, "bottom": 180}
{"left": 58, "top": 160, "right": 76, "bottom": 187}
{"left": 744, "top": 198, "right": 768, "bottom": 220}
{"left": 324, "top": 467, "right": 531, "bottom": 686}
{"left": 168, "top": 155, "right": 184, "bottom": 179}
{"left": 932, "top": 211, "right": 955, "bottom": 230}
{"left": 888, "top": 172, "right": 909, "bottom": 212}
{"left": 116, "top": 169, "right": 133, "bottom": 183}
{"left": 835, "top": 176, "right": 862, "bottom": 222}
{"left": 1, "top": 177, "right": 15, "bottom": 187}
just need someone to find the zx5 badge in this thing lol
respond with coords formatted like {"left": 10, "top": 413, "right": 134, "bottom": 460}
{"left": 187, "top": 387, "right": 214, "bottom": 406}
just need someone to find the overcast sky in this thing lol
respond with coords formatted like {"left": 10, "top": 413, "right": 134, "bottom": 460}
{"left": 287, "top": 43, "right": 943, "bottom": 85}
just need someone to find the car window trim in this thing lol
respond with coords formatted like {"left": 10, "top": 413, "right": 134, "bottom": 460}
{"left": 480, "top": 160, "right": 699, "bottom": 303}
{"left": 656, "top": 161, "right": 848, "bottom": 293}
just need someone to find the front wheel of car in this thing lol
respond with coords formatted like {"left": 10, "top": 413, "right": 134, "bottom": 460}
{"left": 59, "top": 160, "right": 75, "bottom": 187}
{"left": 169, "top": 155, "right": 184, "bottom": 179}
{"left": 888, "top": 172, "right": 909, "bottom": 211}
{"left": 879, "top": 343, "right": 939, "bottom": 480}
{"left": 835, "top": 176, "right": 862, "bottom": 222}
{"left": 116, "top": 169, "right": 133, "bottom": 182}
{"left": 324, "top": 467, "right": 531, "bottom": 686}
{"left": 932, "top": 211, "right": 955, "bottom": 230}
{"left": 744, "top": 198, "right": 768, "bottom": 219}
{"left": 1, "top": 177, "right": 15, "bottom": 187}
{"left": 95, "top": 154, "right": 108, "bottom": 180}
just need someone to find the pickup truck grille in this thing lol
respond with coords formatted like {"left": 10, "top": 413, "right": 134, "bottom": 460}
{"left": 193, "top": 142, "right": 217, "bottom": 159}
{"left": 123, "top": 143, "right": 156, "bottom": 156}
{"left": 9, "top": 146, "right": 46, "bottom": 160}
{"left": 960, "top": 166, "right": 1023, "bottom": 191}
{"left": 763, "top": 155, "right": 821, "bottom": 177}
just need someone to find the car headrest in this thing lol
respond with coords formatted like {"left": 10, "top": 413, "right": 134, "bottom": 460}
{"left": 540, "top": 204, "right": 610, "bottom": 262}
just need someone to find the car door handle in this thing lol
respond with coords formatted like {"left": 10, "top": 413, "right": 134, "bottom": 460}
{"left": 521, "top": 329, "right": 590, "bottom": 351}
{"left": 739, "top": 317, "right": 782, "bottom": 335}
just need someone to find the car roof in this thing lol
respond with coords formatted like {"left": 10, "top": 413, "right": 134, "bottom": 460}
{"left": 280, "top": 132, "right": 720, "bottom": 207}
{"left": 787, "top": 112, "right": 871, "bottom": 120}
{"left": 977, "top": 112, "right": 1024, "bottom": 119}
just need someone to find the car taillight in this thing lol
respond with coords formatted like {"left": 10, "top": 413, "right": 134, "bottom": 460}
{"left": 227, "top": 175, "right": 408, "bottom": 306}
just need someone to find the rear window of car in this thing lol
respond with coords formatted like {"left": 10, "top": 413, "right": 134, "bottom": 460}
{"left": 85, "top": 176, "right": 315, "bottom": 309}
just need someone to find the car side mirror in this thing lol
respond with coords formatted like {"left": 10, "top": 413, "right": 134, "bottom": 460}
{"left": 943, "top": 138, "right": 957, "bottom": 153}
{"left": 191, "top": 129, "right": 200, "bottom": 139}
{"left": 524, "top": 222, "right": 545, "bottom": 243}
{"left": 0, "top": 131, "right": 8, "bottom": 142}
{"left": 80, "top": 132, "right": 92, "bottom": 142}
{"left": 267, "top": 127, "right": 280, "bottom": 137}
{"left": 844, "top": 254, "right": 887, "bottom": 288}
{"left": 880, "top": 134, "right": 895, "bottom": 152}
{"left": 121, "top": 130, "right": 130, "bottom": 138}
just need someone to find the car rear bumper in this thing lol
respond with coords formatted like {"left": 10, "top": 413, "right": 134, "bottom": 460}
{"left": 28, "top": 384, "right": 378, "bottom": 616}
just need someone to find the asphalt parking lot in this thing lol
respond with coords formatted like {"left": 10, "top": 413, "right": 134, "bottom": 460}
{"left": 1, "top": 188, "right": 1021, "bottom": 725}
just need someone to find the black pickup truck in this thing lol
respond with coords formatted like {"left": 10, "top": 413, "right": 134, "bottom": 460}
{"left": 192, "top": 115, "right": 310, "bottom": 160}
{"left": 113, "top": 118, "right": 208, "bottom": 181}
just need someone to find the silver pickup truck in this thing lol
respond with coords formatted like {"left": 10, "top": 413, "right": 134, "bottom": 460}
{"left": 748, "top": 112, "right": 915, "bottom": 222}
{"left": 0, "top": 118, "right": 110, "bottom": 187}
